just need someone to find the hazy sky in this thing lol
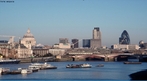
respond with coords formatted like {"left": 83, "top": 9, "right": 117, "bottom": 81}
{"left": 0, "top": 0, "right": 147, "bottom": 47}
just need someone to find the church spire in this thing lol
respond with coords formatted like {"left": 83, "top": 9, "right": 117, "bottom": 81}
{"left": 27, "top": 28, "right": 31, "bottom": 33}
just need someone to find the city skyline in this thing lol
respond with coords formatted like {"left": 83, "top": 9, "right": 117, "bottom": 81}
{"left": 0, "top": 0, "right": 147, "bottom": 47}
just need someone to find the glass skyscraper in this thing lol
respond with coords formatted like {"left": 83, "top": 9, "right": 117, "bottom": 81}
{"left": 119, "top": 30, "right": 130, "bottom": 44}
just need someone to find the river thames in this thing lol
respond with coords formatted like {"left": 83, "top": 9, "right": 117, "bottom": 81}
{"left": 0, "top": 61, "right": 146, "bottom": 81}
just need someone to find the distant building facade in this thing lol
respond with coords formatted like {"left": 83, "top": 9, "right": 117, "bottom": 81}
{"left": 59, "top": 38, "right": 68, "bottom": 44}
{"left": 139, "top": 40, "right": 147, "bottom": 49}
{"left": 90, "top": 39, "right": 101, "bottom": 49}
{"left": 71, "top": 39, "right": 79, "bottom": 48}
{"left": 93, "top": 27, "right": 101, "bottom": 39}
{"left": 119, "top": 30, "right": 130, "bottom": 45}
{"left": 111, "top": 44, "right": 139, "bottom": 50}
{"left": 21, "top": 28, "right": 36, "bottom": 48}
{"left": 49, "top": 49, "right": 66, "bottom": 56}
{"left": 83, "top": 39, "right": 90, "bottom": 48}
{"left": 90, "top": 27, "right": 102, "bottom": 48}
{"left": 33, "top": 48, "right": 49, "bottom": 57}
{"left": 0, "top": 40, "right": 12, "bottom": 49}
{"left": 53, "top": 43, "right": 71, "bottom": 49}
{"left": 15, "top": 43, "right": 33, "bottom": 58}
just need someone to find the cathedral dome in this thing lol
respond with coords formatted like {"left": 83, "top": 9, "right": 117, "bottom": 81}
{"left": 23, "top": 28, "right": 34, "bottom": 38}
{"left": 139, "top": 40, "right": 144, "bottom": 45}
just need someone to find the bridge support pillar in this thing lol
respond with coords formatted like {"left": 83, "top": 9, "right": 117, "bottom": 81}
{"left": 104, "top": 57, "right": 109, "bottom": 61}
{"left": 104, "top": 57, "right": 115, "bottom": 61}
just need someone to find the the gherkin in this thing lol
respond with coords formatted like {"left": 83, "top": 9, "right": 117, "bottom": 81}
{"left": 119, "top": 30, "right": 130, "bottom": 44}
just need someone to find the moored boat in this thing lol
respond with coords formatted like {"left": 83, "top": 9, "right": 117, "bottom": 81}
{"left": 66, "top": 64, "right": 80, "bottom": 68}
{"left": 0, "top": 68, "right": 10, "bottom": 75}
{"left": 80, "top": 63, "right": 92, "bottom": 68}
{"left": 66, "top": 63, "right": 92, "bottom": 68}
{"left": 41, "top": 62, "right": 57, "bottom": 69}
{"left": 29, "top": 62, "right": 57, "bottom": 70}
{"left": 9, "top": 70, "right": 21, "bottom": 74}
{"left": 124, "top": 62, "right": 142, "bottom": 64}
{"left": 0, "top": 59, "right": 20, "bottom": 64}
{"left": 96, "top": 64, "right": 104, "bottom": 67}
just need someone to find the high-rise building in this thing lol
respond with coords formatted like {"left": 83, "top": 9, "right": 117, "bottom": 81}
{"left": 119, "top": 30, "right": 130, "bottom": 45}
{"left": 83, "top": 39, "right": 90, "bottom": 48}
{"left": 93, "top": 27, "right": 101, "bottom": 39}
{"left": 72, "top": 39, "right": 79, "bottom": 48}
{"left": 90, "top": 27, "right": 102, "bottom": 48}
{"left": 59, "top": 38, "right": 68, "bottom": 44}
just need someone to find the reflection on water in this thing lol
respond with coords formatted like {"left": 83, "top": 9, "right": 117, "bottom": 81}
{"left": 22, "top": 73, "right": 27, "bottom": 78}
{"left": 0, "top": 61, "right": 146, "bottom": 80}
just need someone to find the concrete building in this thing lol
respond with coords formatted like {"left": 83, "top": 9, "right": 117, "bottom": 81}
{"left": 93, "top": 27, "right": 101, "bottom": 39}
{"left": 15, "top": 43, "right": 33, "bottom": 58}
{"left": 33, "top": 48, "right": 49, "bottom": 57}
{"left": 71, "top": 39, "right": 79, "bottom": 48}
{"left": 90, "top": 27, "right": 102, "bottom": 48}
{"left": 53, "top": 43, "right": 71, "bottom": 49}
{"left": 139, "top": 40, "right": 147, "bottom": 49}
{"left": 0, "top": 40, "right": 12, "bottom": 49}
{"left": 49, "top": 49, "right": 66, "bottom": 56}
{"left": 58, "top": 43, "right": 71, "bottom": 49}
{"left": 59, "top": 38, "right": 68, "bottom": 44}
{"left": 0, "top": 40, "right": 15, "bottom": 58}
{"left": 21, "top": 28, "right": 36, "bottom": 48}
{"left": 90, "top": 39, "right": 101, "bottom": 49}
{"left": 53, "top": 38, "right": 71, "bottom": 49}
{"left": 111, "top": 44, "right": 139, "bottom": 50}
{"left": 83, "top": 39, "right": 90, "bottom": 48}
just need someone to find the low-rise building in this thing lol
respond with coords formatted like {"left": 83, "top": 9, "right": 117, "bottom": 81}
{"left": 15, "top": 44, "right": 33, "bottom": 58}
{"left": 111, "top": 44, "right": 139, "bottom": 50}
{"left": 33, "top": 48, "right": 49, "bottom": 57}
{"left": 49, "top": 49, "right": 66, "bottom": 56}
{"left": 53, "top": 43, "right": 71, "bottom": 49}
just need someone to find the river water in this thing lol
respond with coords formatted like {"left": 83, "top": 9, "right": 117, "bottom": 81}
{"left": 0, "top": 61, "right": 146, "bottom": 81}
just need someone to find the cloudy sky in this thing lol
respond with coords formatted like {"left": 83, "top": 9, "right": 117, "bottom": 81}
{"left": 0, "top": 0, "right": 147, "bottom": 47}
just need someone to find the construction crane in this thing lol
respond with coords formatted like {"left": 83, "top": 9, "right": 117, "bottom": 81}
{"left": 0, "top": 35, "right": 17, "bottom": 47}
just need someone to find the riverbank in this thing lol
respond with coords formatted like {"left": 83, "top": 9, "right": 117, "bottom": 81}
{"left": 19, "top": 57, "right": 73, "bottom": 63}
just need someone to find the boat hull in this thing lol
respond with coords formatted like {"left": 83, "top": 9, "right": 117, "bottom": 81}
{"left": 0, "top": 60, "right": 20, "bottom": 64}
{"left": 124, "top": 62, "right": 142, "bottom": 64}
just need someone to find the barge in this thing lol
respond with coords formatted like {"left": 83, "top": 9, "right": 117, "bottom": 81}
{"left": 124, "top": 62, "right": 142, "bottom": 64}
{"left": 0, "top": 59, "right": 20, "bottom": 64}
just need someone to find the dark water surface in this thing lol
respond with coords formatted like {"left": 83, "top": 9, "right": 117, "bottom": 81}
{"left": 0, "top": 61, "right": 146, "bottom": 81}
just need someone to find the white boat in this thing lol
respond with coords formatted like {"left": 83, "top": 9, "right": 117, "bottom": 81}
{"left": 18, "top": 68, "right": 32, "bottom": 74}
{"left": 28, "top": 62, "right": 57, "bottom": 70}
{"left": 0, "top": 67, "right": 10, "bottom": 75}
{"left": 28, "top": 63, "right": 42, "bottom": 70}
{"left": 80, "top": 63, "right": 92, "bottom": 68}
{"left": 41, "top": 62, "right": 57, "bottom": 69}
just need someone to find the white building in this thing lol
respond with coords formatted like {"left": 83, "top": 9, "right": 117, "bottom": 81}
{"left": 15, "top": 44, "right": 33, "bottom": 58}
{"left": 21, "top": 28, "right": 36, "bottom": 48}
{"left": 53, "top": 43, "right": 71, "bottom": 49}
{"left": 49, "top": 49, "right": 66, "bottom": 56}
{"left": 112, "top": 44, "right": 139, "bottom": 50}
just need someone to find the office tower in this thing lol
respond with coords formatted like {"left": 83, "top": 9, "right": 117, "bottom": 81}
{"left": 93, "top": 27, "right": 101, "bottom": 39}
{"left": 72, "top": 39, "right": 79, "bottom": 48}
{"left": 119, "top": 30, "right": 130, "bottom": 44}
{"left": 59, "top": 38, "right": 68, "bottom": 44}
{"left": 90, "top": 27, "right": 102, "bottom": 48}
{"left": 83, "top": 39, "right": 90, "bottom": 48}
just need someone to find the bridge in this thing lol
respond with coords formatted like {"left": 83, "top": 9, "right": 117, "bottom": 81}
{"left": 68, "top": 53, "right": 147, "bottom": 62}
